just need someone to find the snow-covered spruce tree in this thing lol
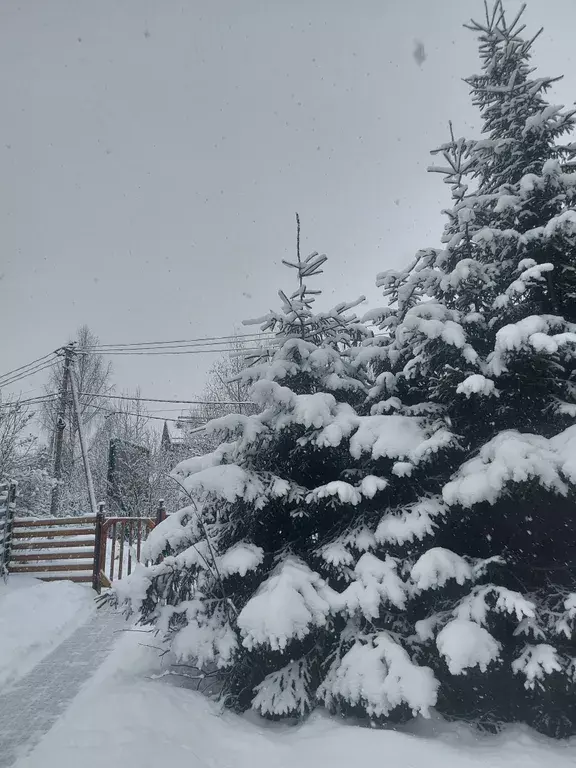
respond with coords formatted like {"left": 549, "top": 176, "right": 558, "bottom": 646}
{"left": 365, "top": 2, "right": 576, "bottom": 737}
{"left": 109, "top": 234, "right": 465, "bottom": 724}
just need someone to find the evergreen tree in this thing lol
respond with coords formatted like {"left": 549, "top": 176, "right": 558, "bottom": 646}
{"left": 366, "top": 2, "right": 576, "bottom": 737}
{"left": 110, "top": 235, "right": 462, "bottom": 722}
{"left": 111, "top": 4, "right": 576, "bottom": 738}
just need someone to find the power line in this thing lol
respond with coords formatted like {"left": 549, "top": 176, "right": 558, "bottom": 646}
{"left": 79, "top": 392, "right": 253, "bottom": 406}
{"left": 141, "top": 406, "right": 205, "bottom": 414}
{"left": 0, "top": 352, "right": 60, "bottom": 387}
{"left": 78, "top": 346, "right": 269, "bottom": 357}
{"left": 0, "top": 358, "right": 62, "bottom": 390}
{"left": 0, "top": 335, "right": 272, "bottom": 387}
{"left": 0, "top": 351, "right": 58, "bottom": 384}
{"left": 0, "top": 392, "right": 61, "bottom": 410}
{"left": 84, "top": 339, "right": 273, "bottom": 353}
{"left": 88, "top": 332, "right": 271, "bottom": 349}
{"left": 0, "top": 390, "right": 255, "bottom": 410}
{"left": 0, "top": 360, "right": 59, "bottom": 387}
{"left": 81, "top": 401, "right": 204, "bottom": 425}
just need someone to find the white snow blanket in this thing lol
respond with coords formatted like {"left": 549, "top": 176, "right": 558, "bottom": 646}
{"left": 13, "top": 631, "right": 576, "bottom": 768}
{"left": 0, "top": 576, "right": 94, "bottom": 689}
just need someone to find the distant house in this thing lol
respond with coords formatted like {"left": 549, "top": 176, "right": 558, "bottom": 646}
{"left": 161, "top": 421, "right": 185, "bottom": 453}
{"left": 161, "top": 415, "right": 206, "bottom": 454}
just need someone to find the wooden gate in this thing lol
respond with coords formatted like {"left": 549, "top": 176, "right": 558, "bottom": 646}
{"left": 5, "top": 502, "right": 166, "bottom": 592}
{"left": 8, "top": 514, "right": 99, "bottom": 586}
{"left": 100, "top": 517, "right": 155, "bottom": 586}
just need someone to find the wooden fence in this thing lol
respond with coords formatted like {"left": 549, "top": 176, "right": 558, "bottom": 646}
{"left": 0, "top": 481, "right": 17, "bottom": 578}
{"left": 4, "top": 501, "right": 166, "bottom": 592}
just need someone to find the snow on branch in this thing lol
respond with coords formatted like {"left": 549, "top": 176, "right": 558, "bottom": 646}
{"left": 512, "top": 644, "right": 563, "bottom": 689}
{"left": 455, "top": 584, "right": 535, "bottom": 626}
{"left": 237, "top": 557, "right": 336, "bottom": 651}
{"left": 492, "top": 260, "right": 555, "bottom": 310}
{"left": 205, "top": 413, "right": 266, "bottom": 445}
{"left": 318, "top": 632, "right": 438, "bottom": 718}
{"left": 219, "top": 542, "right": 264, "bottom": 578}
{"left": 443, "top": 425, "right": 576, "bottom": 508}
{"left": 488, "top": 315, "right": 576, "bottom": 376}
{"left": 375, "top": 497, "right": 447, "bottom": 545}
{"left": 410, "top": 548, "right": 474, "bottom": 591}
{"left": 142, "top": 505, "right": 195, "bottom": 562}
{"left": 179, "top": 464, "right": 297, "bottom": 509}
{"left": 401, "top": 302, "right": 478, "bottom": 363}
{"left": 229, "top": 380, "right": 457, "bottom": 471}
{"left": 349, "top": 415, "right": 456, "bottom": 466}
{"left": 338, "top": 553, "right": 408, "bottom": 617}
{"left": 436, "top": 619, "right": 501, "bottom": 675}
{"left": 319, "top": 541, "right": 355, "bottom": 569}
{"left": 171, "top": 601, "right": 238, "bottom": 669}
{"left": 456, "top": 374, "right": 499, "bottom": 398}
{"left": 306, "top": 476, "right": 388, "bottom": 507}
{"left": 171, "top": 443, "right": 235, "bottom": 482}
{"left": 319, "top": 525, "right": 377, "bottom": 567}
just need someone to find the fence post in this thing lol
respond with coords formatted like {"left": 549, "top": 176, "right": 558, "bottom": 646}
{"left": 156, "top": 499, "right": 167, "bottom": 526}
{"left": 1, "top": 482, "right": 17, "bottom": 579}
{"left": 92, "top": 502, "right": 106, "bottom": 594}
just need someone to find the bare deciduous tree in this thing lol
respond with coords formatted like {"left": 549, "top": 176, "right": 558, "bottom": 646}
{"left": 40, "top": 325, "right": 113, "bottom": 515}
{"left": 181, "top": 334, "right": 262, "bottom": 455}
{"left": 0, "top": 397, "right": 54, "bottom": 516}
{"left": 0, "top": 398, "right": 34, "bottom": 481}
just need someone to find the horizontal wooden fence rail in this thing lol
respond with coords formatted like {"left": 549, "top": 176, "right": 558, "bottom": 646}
{"left": 11, "top": 539, "right": 96, "bottom": 550}
{"left": 11, "top": 528, "right": 97, "bottom": 538}
{"left": 11, "top": 515, "right": 97, "bottom": 527}
{"left": 13, "top": 551, "right": 96, "bottom": 562}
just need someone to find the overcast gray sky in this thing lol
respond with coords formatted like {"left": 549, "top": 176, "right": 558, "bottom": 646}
{"left": 1, "top": 0, "right": 575, "bottom": 416}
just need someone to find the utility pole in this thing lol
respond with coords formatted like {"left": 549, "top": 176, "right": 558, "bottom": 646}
{"left": 50, "top": 344, "right": 74, "bottom": 517}
{"left": 69, "top": 357, "right": 98, "bottom": 517}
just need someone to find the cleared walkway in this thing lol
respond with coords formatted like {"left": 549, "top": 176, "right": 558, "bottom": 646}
{"left": 0, "top": 607, "right": 125, "bottom": 768}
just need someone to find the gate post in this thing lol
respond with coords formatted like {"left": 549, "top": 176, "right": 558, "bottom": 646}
{"left": 156, "top": 499, "right": 167, "bottom": 526}
{"left": 92, "top": 502, "right": 106, "bottom": 593}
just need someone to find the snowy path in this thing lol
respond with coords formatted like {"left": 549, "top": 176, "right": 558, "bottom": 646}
{"left": 0, "top": 606, "right": 125, "bottom": 768}
{"left": 0, "top": 585, "right": 574, "bottom": 768}
{"left": 10, "top": 629, "right": 576, "bottom": 768}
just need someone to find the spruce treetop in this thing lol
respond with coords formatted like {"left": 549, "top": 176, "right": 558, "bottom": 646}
{"left": 465, "top": 0, "right": 576, "bottom": 193}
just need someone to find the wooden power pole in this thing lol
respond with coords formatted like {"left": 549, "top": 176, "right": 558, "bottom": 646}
{"left": 69, "top": 357, "right": 98, "bottom": 517}
{"left": 50, "top": 344, "right": 75, "bottom": 516}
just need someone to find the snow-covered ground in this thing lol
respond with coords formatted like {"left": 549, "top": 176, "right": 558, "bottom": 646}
{"left": 0, "top": 576, "right": 94, "bottom": 689}
{"left": 5, "top": 588, "right": 574, "bottom": 768}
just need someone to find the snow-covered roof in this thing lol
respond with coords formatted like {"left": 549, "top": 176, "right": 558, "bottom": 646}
{"left": 162, "top": 415, "right": 206, "bottom": 449}
{"left": 164, "top": 422, "right": 186, "bottom": 444}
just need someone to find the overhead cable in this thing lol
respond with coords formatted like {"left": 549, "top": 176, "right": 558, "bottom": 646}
{"left": 79, "top": 392, "right": 253, "bottom": 406}
{"left": 88, "top": 331, "right": 271, "bottom": 349}
{"left": 0, "top": 352, "right": 60, "bottom": 386}
{"left": 0, "top": 358, "right": 62, "bottom": 390}
{"left": 78, "top": 346, "right": 268, "bottom": 357}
